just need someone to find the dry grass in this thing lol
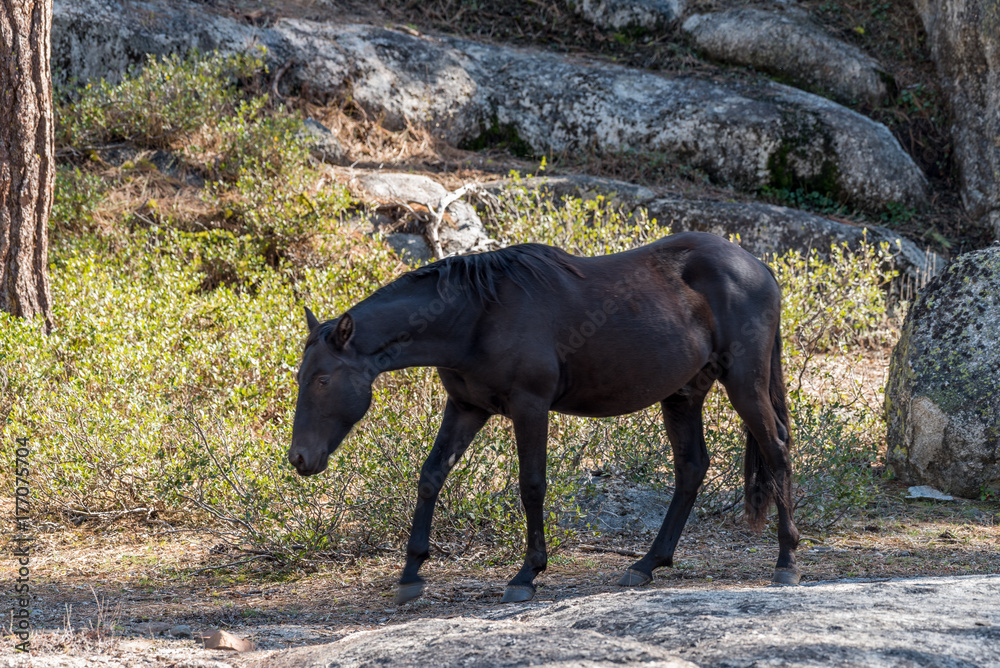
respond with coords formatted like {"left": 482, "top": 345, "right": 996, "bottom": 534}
{"left": 6, "top": 487, "right": 997, "bottom": 656}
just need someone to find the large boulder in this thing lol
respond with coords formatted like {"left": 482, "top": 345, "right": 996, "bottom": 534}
{"left": 53, "top": 0, "right": 929, "bottom": 213}
{"left": 885, "top": 245, "right": 1000, "bottom": 497}
{"left": 682, "top": 8, "right": 889, "bottom": 106}
{"left": 50, "top": 0, "right": 268, "bottom": 89}
{"left": 486, "top": 174, "right": 944, "bottom": 284}
{"left": 913, "top": 0, "right": 1000, "bottom": 238}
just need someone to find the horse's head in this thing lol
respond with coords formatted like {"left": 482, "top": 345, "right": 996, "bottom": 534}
{"left": 288, "top": 307, "right": 373, "bottom": 476}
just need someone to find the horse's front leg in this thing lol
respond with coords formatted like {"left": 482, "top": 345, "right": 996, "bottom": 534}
{"left": 395, "top": 399, "right": 490, "bottom": 604}
{"left": 502, "top": 408, "right": 550, "bottom": 603}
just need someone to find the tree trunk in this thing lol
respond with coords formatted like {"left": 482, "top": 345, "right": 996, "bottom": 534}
{"left": 0, "top": 0, "right": 53, "bottom": 332}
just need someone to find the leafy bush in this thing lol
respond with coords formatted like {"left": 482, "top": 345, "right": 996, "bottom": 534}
{"left": 57, "top": 50, "right": 264, "bottom": 149}
{"left": 51, "top": 167, "right": 108, "bottom": 233}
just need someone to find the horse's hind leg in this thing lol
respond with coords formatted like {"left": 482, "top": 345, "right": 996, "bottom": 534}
{"left": 619, "top": 385, "right": 710, "bottom": 587}
{"left": 723, "top": 374, "right": 800, "bottom": 585}
{"left": 396, "top": 399, "right": 490, "bottom": 604}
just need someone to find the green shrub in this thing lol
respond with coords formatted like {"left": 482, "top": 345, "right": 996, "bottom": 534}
{"left": 57, "top": 50, "right": 265, "bottom": 149}
{"left": 51, "top": 166, "right": 108, "bottom": 232}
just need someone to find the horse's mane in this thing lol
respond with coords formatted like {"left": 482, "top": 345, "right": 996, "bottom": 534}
{"left": 403, "top": 243, "right": 584, "bottom": 303}
{"left": 304, "top": 244, "right": 583, "bottom": 350}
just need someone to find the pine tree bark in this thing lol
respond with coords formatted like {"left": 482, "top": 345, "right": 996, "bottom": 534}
{"left": 0, "top": 0, "right": 53, "bottom": 332}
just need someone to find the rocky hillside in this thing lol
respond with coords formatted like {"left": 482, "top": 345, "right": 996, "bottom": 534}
{"left": 50, "top": 0, "right": 998, "bottom": 268}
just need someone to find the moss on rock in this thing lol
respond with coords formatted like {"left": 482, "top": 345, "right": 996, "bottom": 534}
{"left": 885, "top": 246, "right": 1000, "bottom": 497}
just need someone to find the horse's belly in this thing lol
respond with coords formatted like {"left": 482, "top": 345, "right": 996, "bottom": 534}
{"left": 551, "top": 355, "right": 704, "bottom": 418}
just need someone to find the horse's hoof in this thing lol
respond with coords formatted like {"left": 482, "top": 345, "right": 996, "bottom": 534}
{"left": 617, "top": 568, "right": 653, "bottom": 587}
{"left": 395, "top": 581, "right": 425, "bottom": 604}
{"left": 771, "top": 568, "right": 801, "bottom": 586}
{"left": 501, "top": 584, "right": 535, "bottom": 603}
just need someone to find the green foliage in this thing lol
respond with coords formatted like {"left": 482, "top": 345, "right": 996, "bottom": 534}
{"left": 51, "top": 166, "right": 107, "bottom": 231}
{"left": 759, "top": 186, "right": 849, "bottom": 218}
{"left": 57, "top": 50, "right": 265, "bottom": 149}
{"left": 211, "top": 97, "right": 310, "bottom": 184}
{"left": 771, "top": 237, "right": 897, "bottom": 385}
{"left": 878, "top": 201, "right": 916, "bottom": 226}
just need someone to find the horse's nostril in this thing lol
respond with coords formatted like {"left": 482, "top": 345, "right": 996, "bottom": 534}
{"left": 290, "top": 452, "right": 305, "bottom": 468}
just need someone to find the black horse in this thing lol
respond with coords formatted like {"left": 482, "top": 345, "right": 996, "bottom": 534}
{"left": 289, "top": 231, "right": 800, "bottom": 604}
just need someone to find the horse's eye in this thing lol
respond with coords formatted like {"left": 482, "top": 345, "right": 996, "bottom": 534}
{"left": 317, "top": 376, "right": 330, "bottom": 386}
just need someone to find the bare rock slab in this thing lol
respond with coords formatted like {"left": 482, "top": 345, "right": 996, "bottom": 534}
{"left": 251, "top": 617, "right": 696, "bottom": 668}
{"left": 914, "top": 0, "right": 1000, "bottom": 237}
{"left": 683, "top": 8, "right": 889, "bottom": 106}
{"left": 250, "top": 576, "right": 1000, "bottom": 667}
{"left": 885, "top": 245, "right": 1000, "bottom": 497}
{"left": 512, "top": 575, "right": 1000, "bottom": 667}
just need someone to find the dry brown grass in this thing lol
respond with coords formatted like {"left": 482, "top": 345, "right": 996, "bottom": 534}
{"left": 6, "top": 486, "right": 997, "bottom": 657}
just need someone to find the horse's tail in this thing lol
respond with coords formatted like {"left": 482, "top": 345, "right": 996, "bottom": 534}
{"left": 743, "top": 326, "right": 792, "bottom": 532}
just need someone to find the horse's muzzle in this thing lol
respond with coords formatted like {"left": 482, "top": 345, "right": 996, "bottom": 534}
{"left": 288, "top": 445, "right": 329, "bottom": 476}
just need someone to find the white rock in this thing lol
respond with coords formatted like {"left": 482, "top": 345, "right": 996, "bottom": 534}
{"left": 351, "top": 171, "right": 493, "bottom": 261}
{"left": 574, "top": 0, "right": 686, "bottom": 30}
{"left": 906, "top": 485, "right": 955, "bottom": 501}
{"left": 683, "top": 8, "right": 889, "bottom": 106}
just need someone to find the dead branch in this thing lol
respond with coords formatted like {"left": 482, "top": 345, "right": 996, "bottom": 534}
{"left": 577, "top": 544, "right": 643, "bottom": 558}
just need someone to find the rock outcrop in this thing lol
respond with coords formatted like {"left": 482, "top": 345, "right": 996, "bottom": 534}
{"left": 51, "top": 0, "right": 263, "bottom": 88}
{"left": 573, "top": 0, "right": 685, "bottom": 30}
{"left": 645, "top": 195, "right": 943, "bottom": 284}
{"left": 487, "top": 174, "right": 944, "bottom": 284}
{"left": 682, "top": 8, "right": 889, "bottom": 106}
{"left": 885, "top": 245, "right": 1000, "bottom": 497}
{"left": 571, "top": 474, "right": 675, "bottom": 536}
{"left": 52, "top": 0, "right": 929, "bottom": 213}
{"left": 914, "top": 0, "right": 1000, "bottom": 238}
{"left": 299, "top": 118, "right": 348, "bottom": 166}
{"left": 251, "top": 575, "right": 1000, "bottom": 667}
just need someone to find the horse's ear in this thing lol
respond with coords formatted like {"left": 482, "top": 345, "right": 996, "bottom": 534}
{"left": 304, "top": 306, "right": 320, "bottom": 333}
{"left": 331, "top": 313, "right": 354, "bottom": 348}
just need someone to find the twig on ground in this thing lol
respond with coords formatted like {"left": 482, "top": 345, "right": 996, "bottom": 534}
{"left": 577, "top": 544, "right": 643, "bottom": 558}
{"left": 191, "top": 554, "right": 277, "bottom": 575}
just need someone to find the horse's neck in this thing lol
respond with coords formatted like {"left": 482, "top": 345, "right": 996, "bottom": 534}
{"left": 352, "top": 278, "right": 467, "bottom": 373}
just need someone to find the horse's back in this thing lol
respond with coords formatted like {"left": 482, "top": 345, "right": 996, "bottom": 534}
{"left": 529, "top": 233, "right": 774, "bottom": 416}
{"left": 445, "top": 233, "right": 780, "bottom": 418}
